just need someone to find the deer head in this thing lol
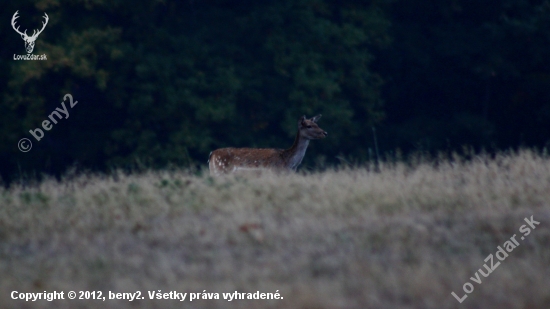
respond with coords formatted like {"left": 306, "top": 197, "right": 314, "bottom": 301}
{"left": 11, "top": 11, "right": 49, "bottom": 54}
{"left": 298, "top": 114, "right": 328, "bottom": 140}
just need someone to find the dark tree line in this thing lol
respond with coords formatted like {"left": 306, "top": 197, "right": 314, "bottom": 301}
{"left": 378, "top": 0, "right": 550, "bottom": 152}
{"left": 1, "top": 0, "right": 549, "bottom": 183}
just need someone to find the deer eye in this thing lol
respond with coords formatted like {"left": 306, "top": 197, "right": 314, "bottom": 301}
{"left": 306, "top": 125, "right": 312, "bottom": 128}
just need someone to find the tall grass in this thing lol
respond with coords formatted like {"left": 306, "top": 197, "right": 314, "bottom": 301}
{"left": 1, "top": 150, "right": 549, "bottom": 309}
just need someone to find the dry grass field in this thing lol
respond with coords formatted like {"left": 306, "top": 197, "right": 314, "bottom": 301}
{"left": 1, "top": 150, "right": 549, "bottom": 309}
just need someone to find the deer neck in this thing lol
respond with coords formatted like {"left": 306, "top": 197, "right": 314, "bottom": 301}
{"left": 282, "top": 131, "right": 310, "bottom": 170}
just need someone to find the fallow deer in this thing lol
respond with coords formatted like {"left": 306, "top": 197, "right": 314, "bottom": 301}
{"left": 208, "top": 115, "right": 327, "bottom": 175}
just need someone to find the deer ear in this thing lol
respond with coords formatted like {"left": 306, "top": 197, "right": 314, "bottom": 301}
{"left": 298, "top": 115, "right": 306, "bottom": 124}
{"left": 311, "top": 114, "right": 322, "bottom": 123}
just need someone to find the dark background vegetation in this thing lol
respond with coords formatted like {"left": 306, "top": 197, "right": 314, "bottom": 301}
{"left": 1, "top": 0, "right": 550, "bottom": 183}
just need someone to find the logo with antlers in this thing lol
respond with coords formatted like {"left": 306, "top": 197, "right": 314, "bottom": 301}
{"left": 11, "top": 10, "right": 49, "bottom": 54}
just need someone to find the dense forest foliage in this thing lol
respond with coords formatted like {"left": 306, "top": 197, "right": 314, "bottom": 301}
{"left": 1, "top": 0, "right": 550, "bottom": 182}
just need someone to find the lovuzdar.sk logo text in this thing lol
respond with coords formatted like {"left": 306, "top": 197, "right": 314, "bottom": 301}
{"left": 11, "top": 10, "right": 48, "bottom": 60}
